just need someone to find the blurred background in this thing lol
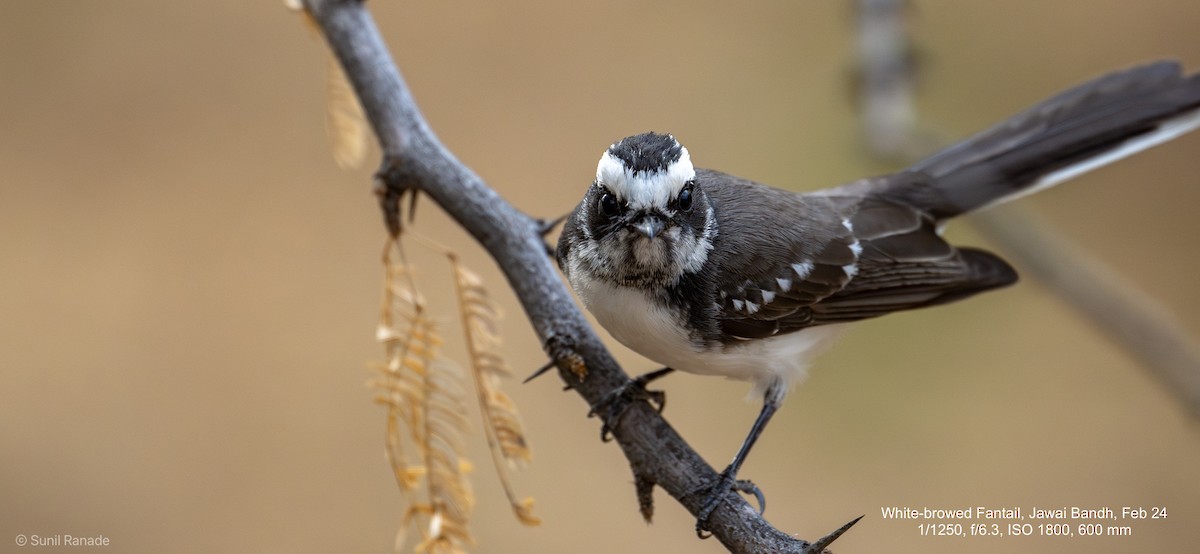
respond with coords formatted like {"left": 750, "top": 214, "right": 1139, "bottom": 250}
{"left": 2, "top": 1, "right": 1199, "bottom": 552}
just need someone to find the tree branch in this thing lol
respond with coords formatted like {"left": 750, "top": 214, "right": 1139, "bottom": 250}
{"left": 852, "top": 0, "right": 1200, "bottom": 419}
{"left": 969, "top": 207, "right": 1200, "bottom": 418}
{"left": 302, "top": 0, "right": 853, "bottom": 551}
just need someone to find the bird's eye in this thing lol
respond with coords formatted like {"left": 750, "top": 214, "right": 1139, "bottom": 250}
{"left": 677, "top": 181, "right": 694, "bottom": 212}
{"left": 598, "top": 191, "right": 620, "bottom": 218}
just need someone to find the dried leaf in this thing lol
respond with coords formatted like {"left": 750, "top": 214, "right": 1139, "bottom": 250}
{"left": 326, "top": 55, "right": 368, "bottom": 169}
{"left": 375, "top": 239, "right": 476, "bottom": 553}
{"left": 451, "top": 256, "right": 539, "bottom": 526}
{"left": 421, "top": 365, "right": 476, "bottom": 549}
{"left": 375, "top": 237, "right": 544, "bottom": 552}
{"left": 292, "top": 1, "right": 367, "bottom": 169}
{"left": 511, "top": 497, "right": 542, "bottom": 526}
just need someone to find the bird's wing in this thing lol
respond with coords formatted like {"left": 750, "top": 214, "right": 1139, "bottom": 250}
{"left": 702, "top": 172, "right": 1016, "bottom": 342}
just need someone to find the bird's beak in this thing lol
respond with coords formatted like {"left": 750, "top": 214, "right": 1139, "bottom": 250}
{"left": 631, "top": 214, "right": 666, "bottom": 239}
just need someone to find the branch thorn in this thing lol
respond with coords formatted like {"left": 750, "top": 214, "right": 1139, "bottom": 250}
{"left": 804, "top": 514, "right": 863, "bottom": 554}
{"left": 522, "top": 360, "right": 556, "bottom": 384}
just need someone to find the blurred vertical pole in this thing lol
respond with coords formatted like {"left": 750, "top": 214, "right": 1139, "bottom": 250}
{"left": 852, "top": 0, "right": 1200, "bottom": 418}
{"left": 854, "top": 0, "right": 936, "bottom": 163}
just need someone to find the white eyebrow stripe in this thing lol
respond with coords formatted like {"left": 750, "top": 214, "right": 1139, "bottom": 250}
{"left": 595, "top": 147, "right": 694, "bottom": 210}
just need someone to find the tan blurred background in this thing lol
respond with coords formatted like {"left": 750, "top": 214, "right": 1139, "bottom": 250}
{"left": 2, "top": 1, "right": 1199, "bottom": 552}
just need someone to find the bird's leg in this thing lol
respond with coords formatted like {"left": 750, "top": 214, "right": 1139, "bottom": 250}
{"left": 694, "top": 388, "right": 781, "bottom": 537}
{"left": 588, "top": 367, "right": 675, "bottom": 441}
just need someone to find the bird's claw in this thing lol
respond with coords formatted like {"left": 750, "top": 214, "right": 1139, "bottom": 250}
{"left": 692, "top": 466, "right": 765, "bottom": 538}
{"left": 587, "top": 368, "right": 673, "bottom": 442}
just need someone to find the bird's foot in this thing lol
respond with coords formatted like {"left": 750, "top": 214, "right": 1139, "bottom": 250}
{"left": 587, "top": 367, "right": 674, "bottom": 442}
{"left": 692, "top": 465, "right": 766, "bottom": 538}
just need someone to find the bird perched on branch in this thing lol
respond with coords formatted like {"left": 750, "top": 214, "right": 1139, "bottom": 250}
{"left": 555, "top": 61, "right": 1200, "bottom": 535}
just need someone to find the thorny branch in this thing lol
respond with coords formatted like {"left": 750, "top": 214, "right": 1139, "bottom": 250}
{"left": 302, "top": 0, "right": 856, "bottom": 552}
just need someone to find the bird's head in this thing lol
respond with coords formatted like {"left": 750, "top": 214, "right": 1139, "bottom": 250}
{"left": 560, "top": 132, "right": 716, "bottom": 288}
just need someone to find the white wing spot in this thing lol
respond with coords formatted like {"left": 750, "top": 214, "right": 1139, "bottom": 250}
{"left": 732, "top": 298, "right": 745, "bottom": 311}
{"left": 792, "top": 261, "right": 813, "bottom": 280}
{"left": 760, "top": 290, "right": 776, "bottom": 304}
{"left": 849, "top": 239, "right": 863, "bottom": 257}
{"left": 719, "top": 290, "right": 728, "bottom": 300}
{"left": 776, "top": 277, "right": 792, "bottom": 291}
{"left": 842, "top": 218, "right": 854, "bottom": 232}
{"left": 843, "top": 263, "right": 859, "bottom": 278}
{"left": 745, "top": 301, "right": 760, "bottom": 315}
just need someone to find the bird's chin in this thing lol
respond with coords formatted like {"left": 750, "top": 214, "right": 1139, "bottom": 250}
{"left": 616, "top": 272, "right": 672, "bottom": 288}
{"left": 615, "top": 254, "right": 677, "bottom": 289}
{"left": 628, "top": 238, "right": 672, "bottom": 268}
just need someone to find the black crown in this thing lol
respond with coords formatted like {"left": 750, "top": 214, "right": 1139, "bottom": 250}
{"left": 607, "top": 132, "right": 683, "bottom": 175}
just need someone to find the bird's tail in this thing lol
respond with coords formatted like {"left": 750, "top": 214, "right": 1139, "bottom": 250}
{"left": 885, "top": 61, "right": 1200, "bottom": 219}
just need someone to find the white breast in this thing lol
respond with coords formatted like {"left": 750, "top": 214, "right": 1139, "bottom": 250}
{"left": 570, "top": 275, "right": 848, "bottom": 399}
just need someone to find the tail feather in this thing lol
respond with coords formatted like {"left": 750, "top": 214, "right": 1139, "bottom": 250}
{"left": 893, "top": 61, "right": 1200, "bottom": 219}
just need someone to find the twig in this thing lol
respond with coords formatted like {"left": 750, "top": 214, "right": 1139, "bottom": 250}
{"left": 302, "top": 0, "right": 846, "bottom": 551}
{"left": 852, "top": 0, "right": 1200, "bottom": 418}
{"left": 971, "top": 208, "right": 1200, "bottom": 418}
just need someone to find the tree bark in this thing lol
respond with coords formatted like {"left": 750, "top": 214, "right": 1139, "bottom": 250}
{"left": 302, "top": 0, "right": 857, "bottom": 552}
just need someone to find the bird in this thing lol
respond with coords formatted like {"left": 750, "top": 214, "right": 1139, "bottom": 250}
{"left": 554, "top": 61, "right": 1200, "bottom": 535}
